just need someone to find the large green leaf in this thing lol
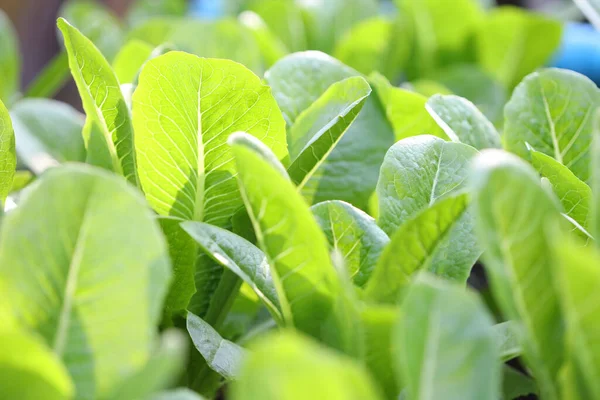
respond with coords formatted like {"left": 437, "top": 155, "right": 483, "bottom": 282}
{"left": 230, "top": 132, "right": 360, "bottom": 355}
{"left": 0, "top": 165, "right": 171, "bottom": 399}
{"left": 58, "top": 19, "right": 139, "bottom": 185}
{"left": 504, "top": 69, "right": 600, "bottom": 183}
{"left": 471, "top": 149, "right": 564, "bottom": 400}
{"left": 187, "top": 312, "right": 245, "bottom": 380}
{"left": 266, "top": 52, "right": 394, "bottom": 209}
{"left": 112, "top": 39, "right": 154, "bottom": 84}
{"left": 181, "top": 221, "right": 281, "bottom": 320}
{"left": 231, "top": 332, "right": 383, "bottom": 400}
{"left": 370, "top": 73, "right": 446, "bottom": 142}
{"left": 529, "top": 148, "right": 592, "bottom": 230}
{"left": 288, "top": 76, "right": 371, "bottom": 199}
{"left": 11, "top": 99, "right": 85, "bottom": 174}
{"left": 377, "top": 135, "right": 477, "bottom": 235}
{"left": 395, "top": 274, "right": 500, "bottom": 400}
{"left": 133, "top": 51, "right": 287, "bottom": 225}
{"left": 426, "top": 94, "right": 501, "bottom": 150}
{"left": 0, "top": 329, "right": 74, "bottom": 400}
{"left": 366, "top": 194, "right": 479, "bottom": 303}
{"left": 396, "top": 0, "right": 484, "bottom": 77}
{"left": 0, "top": 10, "right": 19, "bottom": 105}
{"left": 0, "top": 99, "right": 16, "bottom": 203}
{"left": 311, "top": 200, "right": 389, "bottom": 288}
{"left": 476, "top": 7, "right": 563, "bottom": 89}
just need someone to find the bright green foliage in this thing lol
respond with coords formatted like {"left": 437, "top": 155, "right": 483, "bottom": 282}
{"left": 529, "top": 148, "right": 592, "bottom": 230}
{"left": 471, "top": 149, "right": 564, "bottom": 400}
{"left": 11, "top": 99, "right": 85, "bottom": 174}
{"left": 504, "top": 68, "right": 600, "bottom": 183}
{"left": 231, "top": 332, "right": 383, "bottom": 400}
{"left": 0, "top": 329, "right": 74, "bottom": 400}
{"left": 396, "top": 0, "right": 485, "bottom": 77}
{"left": 312, "top": 200, "right": 389, "bottom": 287}
{"left": 248, "top": 0, "right": 307, "bottom": 52}
{"left": 554, "top": 240, "right": 600, "bottom": 399}
{"left": 370, "top": 73, "right": 446, "bottom": 142}
{"left": 366, "top": 194, "right": 479, "bottom": 303}
{"left": 59, "top": 19, "right": 139, "bottom": 185}
{"left": 494, "top": 322, "right": 522, "bottom": 362}
{"left": 0, "top": 10, "right": 20, "bottom": 105}
{"left": 127, "top": 0, "right": 188, "bottom": 26}
{"left": 593, "top": 112, "right": 600, "bottom": 243}
{"left": 476, "top": 7, "right": 563, "bottom": 89}
{"left": 0, "top": 100, "right": 16, "bottom": 203}
{"left": 426, "top": 94, "right": 501, "bottom": 149}
{"left": 266, "top": 52, "right": 394, "bottom": 209}
{"left": 182, "top": 222, "right": 281, "bottom": 320}
{"left": 187, "top": 313, "right": 245, "bottom": 380}
{"left": 239, "top": 11, "right": 288, "bottom": 68}
{"left": 133, "top": 51, "right": 287, "bottom": 225}
{"left": 288, "top": 76, "right": 371, "bottom": 199}
{"left": 230, "top": 132, "right": 360, "bottom": 356}
{"left": 112, "top": 39, "right": 154, "bottom": 84}
{"left": 152, "top": 389, "right": 206, "bottom": 400}
{"left": 503, "top": 367, "right": 538, "bottom": 400}
{"left": 0, "top": 165, "right": 172, "bottom": 399}
{"left": 377, "top": 135, "right": 477, "bottom": 235}
{"left": 395, "top": 274, "right": 500, "bottom": 400}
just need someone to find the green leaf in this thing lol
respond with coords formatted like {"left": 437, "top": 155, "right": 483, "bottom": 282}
{"left": 396, "top": 0, "right": 484, "bottom": 77}
{"left": 502, "top": 366, "right": 538, "bottom": 400}
{"left": 58, "top": 18, "right": 139, "bottom": 186}
{"left": 0, "top": 329, "right": 74, "bottom": 400}
{"left": 231, "top": 332, "right": 383, "bottom": 400}
{"left": 126, "top": 17, "right": 179, "bottom": 47}
{"left": 0, "top": 165, "right": 171, "bottom": 399}
{"left": 0, "top": 99, "right": 16, "bottom": 203}
{"left": 266, "top": 52, "right": 394, "bottom": 209}
{"left": 112, "top": 39, "right": 154, "bottom": 84}
{"left": 476, "top": 7, "right": 563, "bottom": 89}
{"left": 187, "top": 312, "right": 246, "bottom": 381}
{"left": 376, "top": 135, "right": 477, "bottom": 235}
{"left": 406, "top": 79, "right": 452, "bottom": 97}
{"left": 10, "top": 170, "right": 33, "bottom": 193}
{"left": 395, "top": 274, "right": 500, "bottom": 400}
{"left": 366, "top": 193, "right": 479, "bottom": 303}
{"left": 592, "top": 111, "right": 600, "bottom": 244}
{"left": 426, "top": 94, "right": 501, "bottom": 150}
{"left": 238, "top": 11, "right": 288, "bottom": 69}
{"left": 370, "top": 73, "right": 447, "bottom": 142}
{"left": 493, "top": 321, "right": 521, "bottom": 362}
{"left": 230, "top": 132, "right": 360, "bottom": 355}
{"left": 529, "top": 148, "right": 592, "bottom": 230}
{"left": 470, "top": 149, "right": 564, "bottom": 400}
{"left": 554, "top": 239, "right": 600, "bottom": 398}
{"left": 24, "top": 53, "right": 70, "bottom": 99}
{"left": 311, "top": 200, "right": 389, "bottom": 287}
{"left": 107, "top": 330, "right": 187, "bottom": 400}
{"left": 127, "top": 0, "right": 188, "bottom": 26}
{"left": 287, "top": 76, "right": 371, "bottom": 199}
{"left": 361, "top": 305, "right": 400, "bottom": 399}
{"left": 249, "top": 0, "right": 307, "bottom": 52}
{"left": 132, "top": 51, "right": 287, "bottom": 225}
{"left": 0, "top": 10, "right": 20, "bottom": 105}
{"left": 435, "top": 64, "right": 507, "bottom": 125}
{"left": 181, "top": 221, "right": 281, "bottom": 321}
{"left": 152, "top": 389, "right": 206, "bottom": 400}
{"left": 504, "top": 68, "right": 600, "bottom": 183}
{"left": 11, "top": 99, "right": 85, "bottom": 173}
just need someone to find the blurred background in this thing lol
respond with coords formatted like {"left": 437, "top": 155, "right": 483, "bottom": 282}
{"left": 0, "top": 0, "right": 594, "bottom": 108}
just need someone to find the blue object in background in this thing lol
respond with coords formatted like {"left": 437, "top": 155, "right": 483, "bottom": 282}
{"left": 189, "top": 0, "right": 225, "bottom": 18}
{"left": 551, "top": 22, "right": 600, "bottom": 85}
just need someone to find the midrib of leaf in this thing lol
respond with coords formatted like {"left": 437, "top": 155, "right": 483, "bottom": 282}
{"left": 541, "top": 83, "right": 563, "bottom": 164}
{"left": 194, "top": 74, "right": 206, "bottom": 222}
{"left": 429, "top": 147, "right": 444, "bottom": 206}
{"left": 53, "top": 190, "right": 94, "bottom": 357}
{"left": 418, "top": 304, "right": 442, "bottom": 400}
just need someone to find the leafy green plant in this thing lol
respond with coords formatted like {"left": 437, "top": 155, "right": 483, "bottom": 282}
{"left": 2, "top": 0, "right": 600, "bottom": 399}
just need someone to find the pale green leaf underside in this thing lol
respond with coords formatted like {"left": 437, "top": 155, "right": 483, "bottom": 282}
{"left": 58, "top": 18, "right": 138, "bottom": 185}
{"left": 504, "top": 68, "right": 600, "bottom": 183}
{"left": 187, "top": 312, "right": 245, "bottom": 381}
{"left": 311, "top": 200, "right": 389, "bottom": 287}
{"left": 133, "top": 51, "right": 287, "bottom": 226}
{"left": 426, "top": 94, "right": 501, "bottom": 150}
{"left": 366, "top": 193, "right": 479, "bottom": 303}
{"left": 0, "top": 165, "right": 171, "bottom": 399}
{"left": 471, "top": 149, "right": 564, "bottom": 400}
{"left": 395, "top": 274, "right": 500, "bottom": 400}
{"left": 377, "top": 135, "right": 478, "bottom": 236}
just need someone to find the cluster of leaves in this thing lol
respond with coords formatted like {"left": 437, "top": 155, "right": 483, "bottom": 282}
{"left": 1, "top": 0, "right": 600, "bottom": 399}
